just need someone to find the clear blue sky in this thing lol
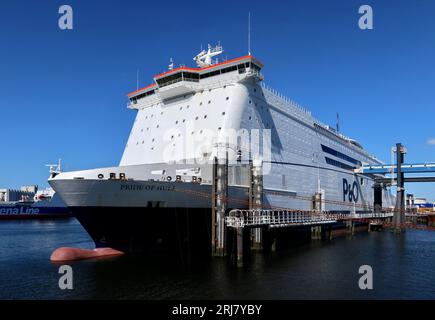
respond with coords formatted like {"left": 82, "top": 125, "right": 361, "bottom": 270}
{"left": 1, "top": 0, "right": 435, "bottom": 200}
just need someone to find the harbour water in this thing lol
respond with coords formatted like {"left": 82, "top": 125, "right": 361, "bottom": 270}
{"left": 1, "top": 218, "right": 435, "bottom": 299}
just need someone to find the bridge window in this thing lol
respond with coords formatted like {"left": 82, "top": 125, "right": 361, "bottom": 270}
{"left": 182, "top": 72, "right": 199, "bottom": 82}
{"left": 221, "top": 65, "right": 238, "bottom": 74}
{"left": 156, "top": 72, "right": 183, "bottom": 87}
{"left": 130, "top": 89, "right": 155, "bottom": 102}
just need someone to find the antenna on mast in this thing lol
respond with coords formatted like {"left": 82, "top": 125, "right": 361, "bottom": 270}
{"left": 248, "top": 12, "right": 251, "bottom": 55}
{"left": 136, "top": 69, "right": 139, "bottom": 90}
{"left": 336, "top": 113, "right": 340, "bottom": 132}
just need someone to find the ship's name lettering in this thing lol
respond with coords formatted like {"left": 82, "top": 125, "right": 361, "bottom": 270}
{"left": 120, "top": 185, "right": 175, "bottom": 191}
{"left": 0, "top": 207, "right": 40, "bottom": 215}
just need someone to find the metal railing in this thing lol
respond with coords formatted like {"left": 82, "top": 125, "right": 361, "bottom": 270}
{"left": 225, "top": 209, "right": 394, "bottom": 229}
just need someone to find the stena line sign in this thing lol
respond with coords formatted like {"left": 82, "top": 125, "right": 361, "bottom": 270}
{"left": 0, "top": 206, "right": 40, "bottom": 215}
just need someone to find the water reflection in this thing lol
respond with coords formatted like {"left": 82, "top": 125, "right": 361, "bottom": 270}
{"left": 1, "top": 218, "right": 435, "bottom": 299}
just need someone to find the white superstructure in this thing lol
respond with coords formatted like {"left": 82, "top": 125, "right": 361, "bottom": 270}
{"left": 49, "top": 45, "right": 395, "bottom": 213}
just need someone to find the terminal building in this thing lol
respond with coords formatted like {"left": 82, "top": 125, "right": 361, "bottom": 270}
{"left": 406, "top": 194, "right": 435, "bottom": 212}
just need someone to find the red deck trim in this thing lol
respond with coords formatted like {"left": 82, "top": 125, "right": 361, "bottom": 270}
{"left": 153, "top": 55, "right": 263, "bottom": 79}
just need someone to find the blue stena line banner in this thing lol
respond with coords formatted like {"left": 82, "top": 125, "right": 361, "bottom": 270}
{"left": 0, "top": 206, "right": 40, "bottom": 215}
{"left": 343, "top": 178, "right": 359, "bottom": 203}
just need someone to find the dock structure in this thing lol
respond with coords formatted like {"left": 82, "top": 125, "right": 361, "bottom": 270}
{"left": 249, "top": 160, "right": 263, "bottom": 250}
{"left": 210, "top": 141, "right": 435, "bottom": 266}
{"left": 211, "top": 148, "right": 229, "bottom": 257}
{"left": 226, "top": 209, "right": 394, "bottom": 266}
{"left": 356, "top": 142, "right": 435, "bottom": 233}
{"left": 225, "top": 210, "right": 394, "bottom": 229}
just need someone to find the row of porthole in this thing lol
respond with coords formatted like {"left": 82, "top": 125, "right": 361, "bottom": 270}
{"left": 140, "top": 127, "right": 223, "bottom": 150}
{"left": 141, "top": 111, "right": 227, "bottom": 128}
{"left": 140, "top": 97, "right": 229, "bottom": 122}
{"left": 97, "top": 173, "right": 203, "bottom": 184}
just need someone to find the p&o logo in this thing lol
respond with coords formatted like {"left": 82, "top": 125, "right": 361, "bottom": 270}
{"left": 343, "top": 178, "right": 359, "bottom": 203}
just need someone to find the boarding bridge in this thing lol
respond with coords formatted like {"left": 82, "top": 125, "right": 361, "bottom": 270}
{"left": 355, "top": 143, "right": 435, "bottom": 230}
{"left": 356, "top": 163, "right": 435, "bottom": 175}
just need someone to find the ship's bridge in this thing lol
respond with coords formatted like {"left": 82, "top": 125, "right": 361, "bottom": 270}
{"left": 127, "top": 55, "right": 263, "bottom": 109}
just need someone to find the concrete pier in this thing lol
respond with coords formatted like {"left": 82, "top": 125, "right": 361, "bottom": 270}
{"left": 236, "top": 227, "right": 244, "bottom": 267}
{"left": 249, "top": 161, "right": 263, "bottom": 250}
{"left": 211, "top": 154, "right": 228, "bottom": 257}
{"left": 345, "top": 220, "right": 355, "bottom": 236}
{"left": 311, "top": 226, "right": 322, "bottom": 240}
